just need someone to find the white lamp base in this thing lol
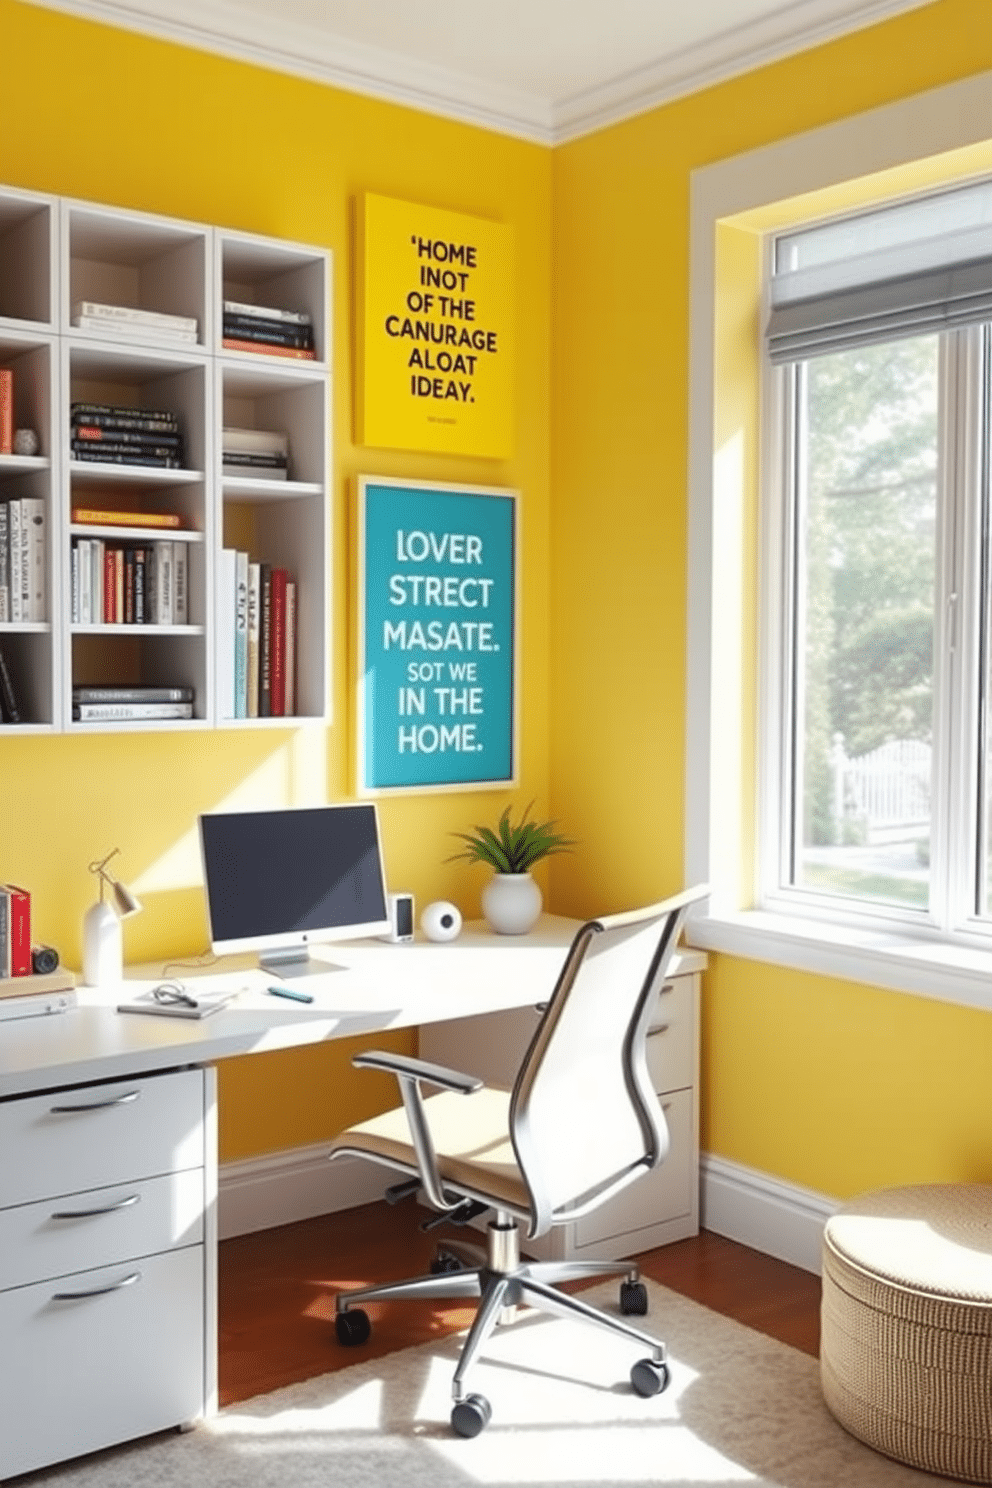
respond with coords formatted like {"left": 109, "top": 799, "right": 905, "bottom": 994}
{"left": 82, "top": 900, "right": 123, "bottom": 986}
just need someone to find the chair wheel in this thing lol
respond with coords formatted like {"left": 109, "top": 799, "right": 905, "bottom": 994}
{"left": 335, "top": 1308, "right": 371, "bottom": 1347}
{"left": 620, "top": 1279, "right": 648, "bottom": 1315}
{"left": 430, "top": 1249, "right": 465, "bottom": 1275}
{"left": 630, "top": 1357, "right": 670, "bottom": 1397}
{"left": 451, "top": 1392, "right": 492, "bottom": 1437}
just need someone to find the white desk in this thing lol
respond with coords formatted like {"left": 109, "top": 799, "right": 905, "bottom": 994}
{"left": 0, "top": 917, "right": 704, "bottom": 1480}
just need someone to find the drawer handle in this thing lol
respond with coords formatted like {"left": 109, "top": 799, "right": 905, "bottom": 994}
{"left": 647, "top": 1023, "right": 671, "bottom": 1038}
{"left": 51, "top": 1194, "right": 141, "bottom": 1220}
{"left": 52, "top": 1271, "right": 141, "bottom": 1301}
{"left": 657, "top": 982, "right": 676, "bottom": 996}
{"left": 50, "top": 1091, "right": 141, "bottom": 1114}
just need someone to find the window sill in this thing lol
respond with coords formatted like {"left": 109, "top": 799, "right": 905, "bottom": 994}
{"left": 686, "top": 909, "right": 992, "bottom": 1013}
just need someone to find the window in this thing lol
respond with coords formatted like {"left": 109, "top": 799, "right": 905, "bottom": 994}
{"left": 762, "top": 181, "right": 992, "bottom": 938}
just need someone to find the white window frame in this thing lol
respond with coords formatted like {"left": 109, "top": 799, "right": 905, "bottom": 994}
{"left": 760, "top": 324, "right": 992, "bottom": 943}
{"left": 685, "top": 68, "right": 992, "bottom": 1012}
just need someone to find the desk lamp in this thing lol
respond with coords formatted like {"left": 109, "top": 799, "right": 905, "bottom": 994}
{"left": 83, "top": 849, "right": 142, "bottom": 986}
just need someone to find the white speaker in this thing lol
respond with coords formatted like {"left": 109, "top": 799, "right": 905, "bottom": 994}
{"left": 380, "top": 892, "right": 415, "bottom": 942}
{"left": 420, "top": 900, "right": 462, "bottom": 942}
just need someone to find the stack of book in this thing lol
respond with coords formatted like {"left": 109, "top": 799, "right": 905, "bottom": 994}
{"left": 221, "top": 300, "right": 315, "bottom": 360}
{"left": 0, "top": 496, "right": 45, "bottom": 621}
{"left": 218, "top": 551, "right": 297, "bottom": 719}
{"left": 72, "top": 300, "right": 199, "bottom": 346}
{"left": 72, "top": 684, "right": 194, "bottom": 723}
{"left": 222, "top": 426, "right": 289, "bottom": 481}
{"left": 70, "top": 403, "right": 185, "bottom": 469}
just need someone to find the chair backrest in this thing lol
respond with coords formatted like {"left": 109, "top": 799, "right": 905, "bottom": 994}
{"left": 509, "top": 886, "right": 708, "bottom": 1239}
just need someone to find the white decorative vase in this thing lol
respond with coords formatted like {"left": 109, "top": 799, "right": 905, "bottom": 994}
{"left": 481, "top": 872, "right": 543, "bottom": 935}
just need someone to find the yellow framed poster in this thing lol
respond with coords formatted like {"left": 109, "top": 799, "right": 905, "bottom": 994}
{"left": 355, "top": 194, "right": 514, "bottom": 458}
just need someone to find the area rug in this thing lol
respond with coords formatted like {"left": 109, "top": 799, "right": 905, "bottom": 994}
{"left": 24, "top": 1280, "right": 955, "bottom": 1487}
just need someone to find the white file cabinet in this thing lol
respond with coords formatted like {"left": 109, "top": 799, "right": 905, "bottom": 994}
{"left": 419, "top": 950, "right": 704, "bottom": 1262}
{"left": 0, "top": 1067, "right": 216, "bottom": 1481}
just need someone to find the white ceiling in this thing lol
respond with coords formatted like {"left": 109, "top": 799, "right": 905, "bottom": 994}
{"left": 31, "top": 0, "right": 934, "bottom": 141}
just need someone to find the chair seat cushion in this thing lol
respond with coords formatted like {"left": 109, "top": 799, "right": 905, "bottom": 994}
{"left": 333, "top": 1086, "right": 532, "bottom": 1212}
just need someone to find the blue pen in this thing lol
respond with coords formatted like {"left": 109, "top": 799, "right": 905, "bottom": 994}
{"left": 267, "top": 984, "right": 315, "bottom": 1004}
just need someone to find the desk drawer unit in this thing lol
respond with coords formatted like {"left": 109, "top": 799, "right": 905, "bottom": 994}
{"left": 0, "top": 1067, "right": 210, "bottom": 1480}
{"left": 0, "top": 1247, "right": 204, "bottom": 1480}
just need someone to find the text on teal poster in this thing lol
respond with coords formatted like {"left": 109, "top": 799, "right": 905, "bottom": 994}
{"left": 360, "top": 480, "right": 517, "bottom": 790}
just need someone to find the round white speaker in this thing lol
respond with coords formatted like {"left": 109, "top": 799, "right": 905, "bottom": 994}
{"left": 420, "top": 900, "right": 463, "bottom": 942}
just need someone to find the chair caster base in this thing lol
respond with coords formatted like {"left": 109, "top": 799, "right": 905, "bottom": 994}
{"left": 451, "top": 1392, "right": 493, "bottom": 1437}
{"left": 335, "top": 1307, "right": 372, "bottom": 1347}
{"left": 619, "top": 1279, "right": 648, "bottom": 1315}
{"left": 630, "top": 1357, "right": 670, "bottom": 1397}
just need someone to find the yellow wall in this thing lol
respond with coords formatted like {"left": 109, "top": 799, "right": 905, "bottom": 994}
{"left": 550, "top": 0, "right": 992, "bottom": 1198}
{"left": 0, "top": 0, "right": 552, "bottom": 1160}
{"left": 5, "top": 0, "right": 992, "bottom": 1195}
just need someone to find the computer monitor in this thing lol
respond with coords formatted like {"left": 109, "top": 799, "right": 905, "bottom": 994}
{"left": 198, "top": 802, "right": 391, "bottom": 975}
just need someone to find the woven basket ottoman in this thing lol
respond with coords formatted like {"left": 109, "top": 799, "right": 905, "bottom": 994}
{"left": 821, "top": 1184, "right": 992, "bottom": 1484}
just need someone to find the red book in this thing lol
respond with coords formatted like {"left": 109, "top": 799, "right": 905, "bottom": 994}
{"left": 0, "top": 369, "right": 12, "bottom": 455}
{"left": 221, "top": 338, "right": 316, "bottom": 361}
{"left": 269, "top": 568, "right": 288, "bottom": 716}
{"left": 4, "top": 884, "right": 31, "bottom": 976}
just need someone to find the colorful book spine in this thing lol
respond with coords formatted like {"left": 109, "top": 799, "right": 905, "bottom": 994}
{"left": 246, "top": 562, "right": 261, "bottom": 718}
{"left": 270, "top": 568, "right": 287, "bottom": 716}
{"left": 219, "top": 548, "right": 237, "bottom": 719}
{"left": 0, "top": 370, "right": 12, "bottom": 455}
{"left": 3, "top": 885, "right": 31, "bottom": 976}
{"left": 153, "top": 542, "right": 174, "bottom": 625}
{"left": 72, "top": 701, "right": 193, "bottom": 721}
{"left": 221, "top": 338, "right": 316, "bottom": 361}
{"left": 234, "top": 550, "right": 248, "bottom": 719}
{"left": 71, "top": 301, "right": 198, "bottom": 334}
{"left": 285, "top": 579, "right": 297, "bottom": 717}
{"left": 71, "top": 507, "right": 183, "bottom": 530}
{"left": 0, "top": 502, "right": 9, "bottom": 621}
{"left": 259, "top": 564, "right": 273, "bottom": 717}
{"left": 173, "top": 543, "right": 188, "bottom": 625}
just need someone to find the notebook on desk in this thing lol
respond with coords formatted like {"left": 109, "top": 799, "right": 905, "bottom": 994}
{"left": 117, "top": 984, "right": 243, "bottom": 1019}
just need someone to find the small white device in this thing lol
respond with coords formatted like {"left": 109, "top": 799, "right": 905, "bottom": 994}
{"left": 381, "top": 891, "right": 415, "bottom": 943}
{"left": 420, "top": 900, "right": 462, "bottom": 942}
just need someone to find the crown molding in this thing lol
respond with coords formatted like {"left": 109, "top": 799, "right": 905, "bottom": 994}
{"left": 24, "top": 0, "right": 935, "bottom": 146}
{"left": 553, "top": 0, "right": 937, "bottom": 141}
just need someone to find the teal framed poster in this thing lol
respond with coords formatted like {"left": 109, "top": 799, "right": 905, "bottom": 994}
{"left": 357, "top": 476, "right": 519, "bottom": 793}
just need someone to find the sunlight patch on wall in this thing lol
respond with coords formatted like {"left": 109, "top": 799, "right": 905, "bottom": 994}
{"left": 132, "top": 726, "right": 328, "bottom": 893}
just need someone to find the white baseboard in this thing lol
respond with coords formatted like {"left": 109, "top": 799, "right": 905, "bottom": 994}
{"left": 219, "top": 1142, "right": 838, "bottom": 1275}
{"left": 218, "top": 1144, "right": 390, "bottom": 1240}
{"left": 700, "top": 1153, "right": 838, "bottom": 1274}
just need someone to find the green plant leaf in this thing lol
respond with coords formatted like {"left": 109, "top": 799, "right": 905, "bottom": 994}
{"left": 445, "top": 800, "right": 576, "bottom": 873}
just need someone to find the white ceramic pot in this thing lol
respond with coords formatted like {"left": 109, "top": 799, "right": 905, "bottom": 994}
{"left": 481, "top": 872, "right": 543, "bottom": 935}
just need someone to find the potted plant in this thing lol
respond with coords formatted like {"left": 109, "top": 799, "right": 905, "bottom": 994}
{"left": 447, "top": 801, "right": 575, "bottom": 934}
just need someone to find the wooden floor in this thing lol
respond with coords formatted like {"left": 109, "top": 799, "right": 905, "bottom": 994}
{"left": 218, "top": 1200, "right": 822, "bottom": 1407}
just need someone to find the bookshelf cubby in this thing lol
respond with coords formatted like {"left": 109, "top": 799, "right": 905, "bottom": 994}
{"left": 0, "top": 185, "right": 331, "bottom": 733}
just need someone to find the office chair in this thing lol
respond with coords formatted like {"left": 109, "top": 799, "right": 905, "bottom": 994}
{"left": 328, "top": 884, "right": 708, "bottom": 1436}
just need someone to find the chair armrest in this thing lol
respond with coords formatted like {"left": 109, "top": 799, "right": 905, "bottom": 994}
{"left": 351, "top": 1049, "right": 482, "bottom": 1213}
{"left": 352, "top": 1049, "right": 482, "bottom": 1095}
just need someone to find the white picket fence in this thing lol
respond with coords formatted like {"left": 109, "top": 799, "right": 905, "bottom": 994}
{"left": 832, "top": 733, "right": 930, "bottom": 841}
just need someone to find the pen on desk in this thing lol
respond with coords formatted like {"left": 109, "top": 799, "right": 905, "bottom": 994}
{"left": 266, "top": 984, "right": 315, "bottom": 1004}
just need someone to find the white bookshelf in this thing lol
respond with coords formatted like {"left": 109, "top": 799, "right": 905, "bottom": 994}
{"left": 0, "top": 185, "right": 331, "bottom": 734}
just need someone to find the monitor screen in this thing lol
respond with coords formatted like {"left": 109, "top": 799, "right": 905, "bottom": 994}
{"left": 199, "top": 803, "right": 391, "bottom": 972}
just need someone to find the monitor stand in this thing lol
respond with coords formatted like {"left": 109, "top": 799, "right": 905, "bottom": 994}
{"left": 258, "top": 945, "right": 344, "bottom": 978}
